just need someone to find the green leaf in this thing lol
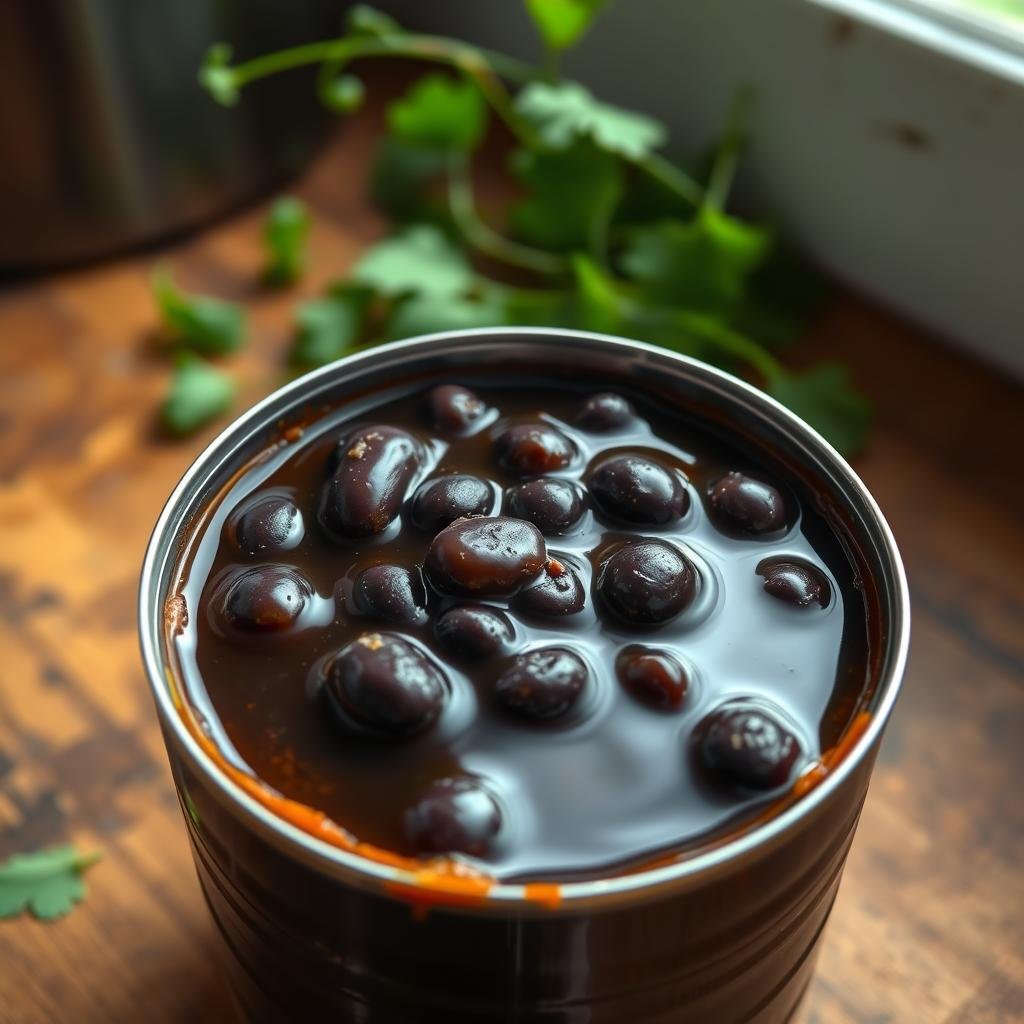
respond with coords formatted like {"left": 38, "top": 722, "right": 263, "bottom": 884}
{"left": 152, "top": 265, "right": 246, "bottom": 355}
{"left": 263, "top": 197, "right": 311, "bottom": 287}
{"left": 525, "top": 0, "right": 607, "bottom": 51}
{"left": 346, "top": 4, "right": 401, "bottom": 36}
{"left": 290, "top": 285, "right": 373, "bottom": 368}
{"left": 322, "top": 74, "right": 365, "bottom": 115}
{"left": 353, "top": 225, "right": 473, "bottom": 298}
{"left": 370, "top": 139, "right": 450, "bottom": 222}
{"left": 515, "top": 81, "right": 666, "bottom": 160}
{"left": 388, "top": 74, "right": 486, "bottom": 152}
{"left": 572, "top": 254, "right": 622, "bottom": 333}
{"left": 0, "top": 845, "right": 101, "bottom": 921}
{"left": 160, "top": 355, "right": 235, "bottom": 436}
{"left": 509, "top": 141, "right": 622, "bottom": 250}
{"left": 621, "top": 207, "right": 771, "bottom": 313}
{"left": 199, "top": 44, "right": 238, "bottom": 106}
{"left": 386, "top": 290, "right": 507, "bottom": 341}
{"left": 768, "top": 364, "right": 872, "bottom": 456}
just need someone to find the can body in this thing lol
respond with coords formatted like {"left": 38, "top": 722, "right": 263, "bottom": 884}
{"left": 140, "top": 330, "right": 908, "bottom": 1023}
{"left": 172, "top": 741, "right": 875, "bottom": 1022}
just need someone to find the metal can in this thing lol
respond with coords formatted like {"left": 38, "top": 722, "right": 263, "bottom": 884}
{"left": 139, "top": 329, "right": 910, "bottom": 1023}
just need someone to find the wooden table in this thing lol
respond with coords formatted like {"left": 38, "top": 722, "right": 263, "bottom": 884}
{"left": 1, "top": 109, "right": 1022, "bottom": 1023}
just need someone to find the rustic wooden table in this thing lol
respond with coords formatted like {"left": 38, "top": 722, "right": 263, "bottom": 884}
{"left": 1, "top": 113, "right": 1022, "bottom": 1023}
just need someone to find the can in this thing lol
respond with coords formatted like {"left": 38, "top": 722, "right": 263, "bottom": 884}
{"left": 139, "top": 329, "right": 910, "bottom": 1023}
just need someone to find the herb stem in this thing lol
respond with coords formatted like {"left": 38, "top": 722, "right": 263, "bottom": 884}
{"left": 704, "top": 85, "right": 755, "bottom": 212}
{"left": 446, "top": 155, "right": 570, "bottom": 276}
{"left": 636, "top": 152, "right": 703, "bottom": 207}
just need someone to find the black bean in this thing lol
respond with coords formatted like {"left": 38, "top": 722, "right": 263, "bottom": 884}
{"left": 230, "top": 493, "right": 303, "bottom": 556}
{"left": 425, "top": 516, "right": 546, "bottom": 598}
{"left": 495, "top": 423, "right": 575, "bottom": 476}
{"left": 411, "top": 475, "right": 494, "bottom": 534}
{"left": 352, "top": 565, "right": 428, "bottom": 625}
{"left": 320, "top": 425, "right": 422, "bottom": 539}
{"left": 706, "top": 472, "right": 787, "bottom": 538}
{"left": 756, "top": 557, "right": 831, "bottom": 608}
{"left": 505, "top": 478, "right": 585, "bottom": 536}
{"left": 588, "top": 455, "right": 689, "bottom": 526}
{"left": 321, "top": 633, "right": 446, "bottom": 738}
{"left": 512, "top": 560, "right": 586, "bottom": 618}
{"left": 575, "top": 392, "right": 634, "bottom": 431}
{"left": 616, "top": 646, "right": 688, "bottom": 710}
{"left": 434, "top": 605, "right": 515, "bottom": 659}
{"left": 424, "top": 385, "right": 487, "bottom": 433}
{"left": 495, "top": 647, "right": 588, "bottom": 721}
{"left": 597, "top": 540, "right": 697, "bottom": 625}
{"left": 403, "top": 777, "right": 502, "bottom": 858}
{"left": 695, "top": 702, "right": 803, "bottom": 791}
{"left": 210, "top": 565, "right": 313, "bottom": 636}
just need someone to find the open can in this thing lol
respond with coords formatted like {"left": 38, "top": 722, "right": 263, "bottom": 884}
{"left": 138, "top": 329, "right": 910, "bottom": 1022}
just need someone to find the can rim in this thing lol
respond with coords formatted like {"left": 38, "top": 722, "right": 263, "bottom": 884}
{"left": 138, "top": 328, "right": 910, "bottom": 908}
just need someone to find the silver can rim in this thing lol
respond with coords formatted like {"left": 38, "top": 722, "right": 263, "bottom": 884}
{"left": 138, "top": 327, "right": 910, "bottom": 908}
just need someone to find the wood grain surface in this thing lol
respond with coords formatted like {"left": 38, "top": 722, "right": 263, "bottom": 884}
{"left": 1, "top": 106, "right": 1022, "bottom": 1024}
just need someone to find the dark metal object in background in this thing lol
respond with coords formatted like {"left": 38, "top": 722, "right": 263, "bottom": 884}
{"left": 0, "top": 0, "right": 339, "bottom": 271}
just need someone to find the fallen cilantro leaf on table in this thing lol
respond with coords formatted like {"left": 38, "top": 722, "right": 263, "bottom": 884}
{"left": 160, "top": 354, "right": 235, "bottom": 436}
{"left": 353, "top": 225, "right": 473, "bottom": 298}
{"left": 153, "top": 265, "right": 245, "bottom": 355}
{"left": 0, "top": 845, "right": 101, "bottom": 921}
{"left": 263, "top": 196, "right": 311, "bottom": 286}
{"left": 526, "top": 0, "right": 607, "bottom": 52}
{"left": 515, "top": 81, "right": 666, "bottom": 160}
{"left": 388, "top": 74, "right": 486, "bottom": 152}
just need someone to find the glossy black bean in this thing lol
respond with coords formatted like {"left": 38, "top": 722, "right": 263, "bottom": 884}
{"left": 588, "top": 456, "right": 689, "bottom": 526}
{"left": 320, "top": 426, "right": 422, "bottom": 539}
{"left": 425, "top": 516, "right": 546, "bottom": 598}
{"left": 321, "top": 633, "right": 446, "bottom": 738}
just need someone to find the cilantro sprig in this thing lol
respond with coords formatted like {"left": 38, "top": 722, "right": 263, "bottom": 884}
{"left": 186, "top": 1, "right": 868, "bottom": 453}
{"left": 0, "top": 845, "right": 101, "bottom": 921}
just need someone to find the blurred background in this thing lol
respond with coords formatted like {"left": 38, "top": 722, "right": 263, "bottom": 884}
{"left": 0, "top": 2, "right": 1021, "bottom": 1023}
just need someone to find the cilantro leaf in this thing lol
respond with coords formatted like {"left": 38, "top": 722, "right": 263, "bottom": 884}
{"left": 160, "top": 354, "right": 235, "bottom": 436}
{"left": 290, "top": 285, "right": 373, "bottom": 368}
{"left": 621, "top": 207, "right": 771, "bottom": 313}
{"left": 263, "top": 197, "right": 311, "bottom": 286}
{"left": 768, "top": 364, "right": 871, "bottom": 456}
{"left": 388, "top": 74, "right": 486, "bottom": 152}
{"left": 525, "top": 0, "right": 607, "bottom": 51}
{"left": 509, "top": 141, "right": 622, "bottom": 250}
{"left": 371, "top": 138, "right": 450, "bottom": 222}
{"left": 199, "top": 44, "right": 238, "bottom": 107}
{"left": 0, "top": 845, "right": 101, "bottom": 921}
{"left": 152, "top": 265, "right": 245, "bottom": 356}
{"left": 353, "top": 225, "right": 473, "bottom": 298}
{"left": 386, "top": 290, "right": 506, "bottom": 341}
{"left": 515, "top": 81, "right": 666, "bottom": 160}
{"left": 572, "top": 254, "right": 622, "bottom": 333}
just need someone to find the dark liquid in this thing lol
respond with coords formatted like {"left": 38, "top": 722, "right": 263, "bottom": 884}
{"left": 173, "top": 378, "right": 870, "bottom": 882}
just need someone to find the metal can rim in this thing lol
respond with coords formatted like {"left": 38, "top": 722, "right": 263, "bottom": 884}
{"left": 138, "top": 327, "right": 910, "bottom": 909}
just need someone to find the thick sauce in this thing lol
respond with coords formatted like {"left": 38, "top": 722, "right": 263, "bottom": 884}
{"left": 171, "top": 377, "right": 872, "bottom": 883}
